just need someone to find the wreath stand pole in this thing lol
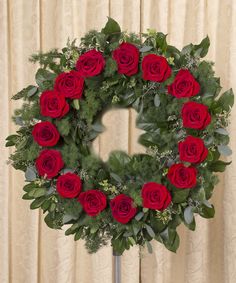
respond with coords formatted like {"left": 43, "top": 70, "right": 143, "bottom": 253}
{"left": 113, "top": 249, "right": 121, "bottom": 283}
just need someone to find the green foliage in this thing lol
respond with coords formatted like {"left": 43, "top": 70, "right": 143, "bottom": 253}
{"left": 5, "top": 17, "right": 234, "bottom": 255}
{"left": 61, "top": 143, "right": 80, "bottom": 168}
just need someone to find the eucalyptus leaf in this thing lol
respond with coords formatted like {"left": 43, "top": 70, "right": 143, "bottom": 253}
{"left": 184, "top": 206, "right": 194, "bottom": 224}
{"left": 145, "top": 224, "right": 156, "bottom": 238}
{"left": 135, "top": 211, "right": 144, "bottom": 221}
{"left": 139, "top": 46, "right": 153, "bottom": 52}
{"left": 215, "top": 128, "right": 229, "bottom": 135}
{"left": 217, "top": 145, "right": 232, "bottom": 156}
{"left": 25, "top": 166, "right": 37, "bottom": 181}
{"left": 154, "top": 94, "right": 160, "bottom": 107}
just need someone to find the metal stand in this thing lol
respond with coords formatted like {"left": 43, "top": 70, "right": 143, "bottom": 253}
{"left": 113, "top": 249, "right": 121, "bottom": 283}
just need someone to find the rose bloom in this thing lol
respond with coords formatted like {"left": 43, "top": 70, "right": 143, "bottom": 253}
{"left": 142, "top": 54, "right": 171, "bottom": 82}
{"left": 141, "top": 182, "right": 172, "bottom": 210}
{"left": 181, "top": 101, "right": 211, "bottom": 130}
{"left": 40, "top": 90, "right": 69, "bottom": 118}
{"left": 112, "top": 42, "right": 139, "bottom": 76}
{"left": 78, "top": 190, "right": 107, "bottom": 217}
{"left": 32, "top": 121, "right": 60, "bottom": 147}
{"left": 76, "top": 49, "right": 105, "bottom": 77}
{"left": 56, "top": 173, "right": 82, "bottom": 198}
{"left": 110, "top": 194, "right": 137, "bottom": 224}
{"left": 35, "top": 149, "right": 64, "bottom": 179}
{"left": 167, "top": 163, "right": 197, "bottom": 189}
{"left": 178, "top": 136, "right": 208, "bottom": 164}
{"left": 54, "top": 70, "right": 84, "bottom": 99}
{"left": 168, "top": 69, "right": 200, "bottom": 98}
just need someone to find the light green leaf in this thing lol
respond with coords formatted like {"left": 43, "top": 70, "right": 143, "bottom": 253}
{"left": 72, "top": 99, "right": 80, "bottom": 110}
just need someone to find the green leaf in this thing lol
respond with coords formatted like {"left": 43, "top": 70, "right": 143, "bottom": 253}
{"left": 217, "top": 145, "right": 232, "bottom": 156}
{"left": 194, "top": 35, "right": 210, "bottom": 57}
{"left": 155, "top": 32, "right": 168, "bottom": 52}
{"left": 166, "top": 231, "right": 180, "bottom": 253}
{"left": 199, "top": 201, "right": 215, "bottom": 218}
{"left": 154, "top": 94, "right": 160, "bottom": 107}
{"left": 28, "top": 187, "right": 47, "bottom": 198}
{"left": 184, "top": 206, "right": 194, "bottom": 224}
{"left": 35, "top": 68, "right": 56, "bottom": 91}
{"left": 65, "top": 223, "right": 80, "bottom": 235}
{"left": 208, "top": 160, "right": 231, "bottom": 172}
{"left": 101, "top": 17, "right": 121, "bottom": 35}
{"left": 22, "top": 193, "right": 34, "bottom": 200}
{"left": 217, "top": 88, "right": 234, "bottom": 112}
{"left": 27, "top": 86, "right": 38, "bottom": 97}
{"left": 172, "top": 189, "right": 190, "bottom": 203}
{"left": 160, "top": 228, "right": 180, "bottom": 253}
{"left": 30, "top": 197, "right": 46, "bottom": 209}
{"left": 12, "top": 85, "right": 38, "bottom": 100}
{"left": 44, "top": 213, "right": 61, "bottom": 229}
{"left": 74, "top": 227, "right": 83, "bottom": 241}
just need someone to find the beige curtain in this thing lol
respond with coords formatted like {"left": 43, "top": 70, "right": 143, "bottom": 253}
{"left": 0, "top": 0, "right": 236, "bottom": 282}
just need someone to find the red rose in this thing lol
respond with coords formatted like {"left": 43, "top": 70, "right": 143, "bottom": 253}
{"left": 78, "top": 190, "right": 107, "bottom": 217}
{"left": 54, "top": 70, "right": 84, "bottom": 99}
{"left": 110, "top": 194, "right": 137, "bottom": 224}
{"left": 167, "top": 69, "right": 200, "bottom": 98}
{"left": 56, "top": 173, "right": 82, "bottom": 198}
{"left": 141, "top": 182, "right": 172, "bottom": 211}
{"left": 142, "top": 54, "right": 171, "bottom": 82}
{"left": 112, "top": 42, "right": 139, "bottom": 76}
{"left": 178, "top": 136, "right": 208, "bottom": 164}
{"left": 32, "top": 121, "right": 60, "bottom": 147}
{"left": 167, "top": 163, "right": 197, "bottom": 189}
{"left": 40, "top": 90, "right": 69, "bottom": 118}
{"left": 181, "top": 101, "right": 211, "bottom": 130}
{"left": 76, "top": 49, "right": 105, "bottom": 77}
{"left": 35, "top": 149, "right": 64, "bottom": 179}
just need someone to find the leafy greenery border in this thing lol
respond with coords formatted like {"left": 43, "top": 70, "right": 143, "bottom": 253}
{"left": 6, "top": 18, "right": 234, "bottom": 254}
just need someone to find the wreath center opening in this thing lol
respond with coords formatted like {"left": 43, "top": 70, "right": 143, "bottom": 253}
{"left": 92, "top": 108, "right": 145, "bottom": 161}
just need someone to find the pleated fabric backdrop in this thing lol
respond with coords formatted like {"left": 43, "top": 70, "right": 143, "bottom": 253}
{"left": 0, "top": 0, "right": 236, "bottom": 282}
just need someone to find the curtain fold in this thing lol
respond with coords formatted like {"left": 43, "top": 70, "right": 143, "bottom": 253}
{"left": 0, "top": 0, "right": 235, "bottom": 282}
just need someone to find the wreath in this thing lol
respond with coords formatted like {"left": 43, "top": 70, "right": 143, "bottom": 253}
{"left": 6, "top": 18, "right": 234, "bottom": 255}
